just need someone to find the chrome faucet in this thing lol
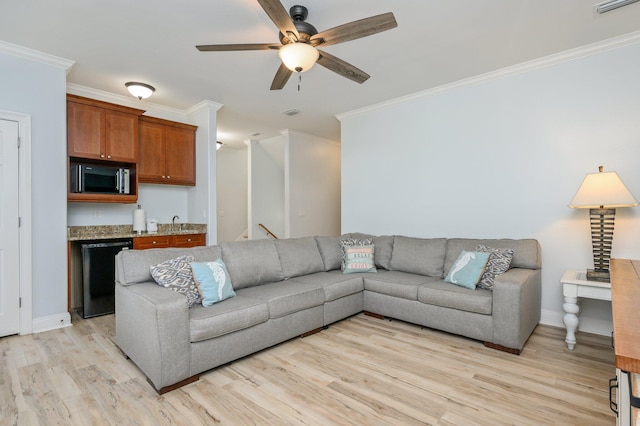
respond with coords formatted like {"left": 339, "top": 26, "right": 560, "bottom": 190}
{"left": 171, "top": 215, "right": 180, "bottom": 232}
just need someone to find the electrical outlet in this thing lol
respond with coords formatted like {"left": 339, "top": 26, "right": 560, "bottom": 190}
{"left": 219, "top": 210, "right": 225, "bottom": 217}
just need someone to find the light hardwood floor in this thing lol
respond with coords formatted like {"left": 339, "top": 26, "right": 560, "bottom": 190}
{"left": 1, "top": 313, "right": 616, "bottom": 425}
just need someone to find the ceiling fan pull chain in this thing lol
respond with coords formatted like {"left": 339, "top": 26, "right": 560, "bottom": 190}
{"left": 298, "top": 72, "right": 302, "bottom": 91}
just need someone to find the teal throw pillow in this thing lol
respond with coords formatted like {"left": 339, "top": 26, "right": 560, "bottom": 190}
{"left": 444, "top": 251, "right": 490, "bottom": 289}
{"left": 190, "top": 259, "right": 236, "bottom": 306}
{"left": 343, "top": 244, "right": 377, "bottom": 274}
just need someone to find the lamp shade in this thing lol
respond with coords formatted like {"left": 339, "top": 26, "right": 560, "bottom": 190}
{"left": 125, "top": 82, "right": 155, "bottom": 100}
{"left": 278, "top": 42, "right": 319, "bottom": 73}
{"left": 569, "top": 167, "right": 638, "bottom": 208}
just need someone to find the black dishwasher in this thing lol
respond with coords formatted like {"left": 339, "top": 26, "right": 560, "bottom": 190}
{"left": 81, "top": 239, "right": 132, "bottom": 318}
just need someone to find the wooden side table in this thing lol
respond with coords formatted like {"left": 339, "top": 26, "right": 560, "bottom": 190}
{"left": 561, "top": 269, "right": 611, "bottom": 350}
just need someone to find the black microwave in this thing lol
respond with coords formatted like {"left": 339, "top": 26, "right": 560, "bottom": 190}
{"left": 70, "top": 164, "right": 130, "bottom": 194}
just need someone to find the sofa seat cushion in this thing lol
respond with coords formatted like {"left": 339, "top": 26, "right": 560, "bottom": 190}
{"left": 288, "top": 271, "right": 364, "bottom": 302}
{"left": 237, "top": 282, "right": 325, "bottom": 319}
{"left": 417, "top": 280, "right": 493, "bottom": 315}
{"left": 364, "top": 271, "right": 436, "bottom": 301}
{"left": 189, "top": 295, "right": 269, "bottom": 343}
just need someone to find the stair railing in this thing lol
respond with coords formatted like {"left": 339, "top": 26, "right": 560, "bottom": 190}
{"left": 258, "top": 223, "right": 279, "bottom": 239}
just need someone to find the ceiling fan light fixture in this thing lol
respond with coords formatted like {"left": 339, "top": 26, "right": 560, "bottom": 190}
{"left": 125, "top": 82, "right": 155, "bottom": 100}
{"left": 278, "top": 42, "right": 319, "bottom": 72}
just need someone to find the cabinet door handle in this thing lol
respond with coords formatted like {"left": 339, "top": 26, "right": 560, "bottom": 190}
{"left": 167, "top": 176, "right": 171, "bottom": 179}
{"left": 610, "top": 377, "right": 618, "bottom": 415}
{"left": 152, "top": 241, "right": 157, "bottom": 244}
{"left": 100, "top": 154, "right": 105, "bottom": 158}
{"left": 162, "top": 176, "right": 166, "bottom": 179}
{"left": 107, "top": 155, "right": 111, "bottom": 159}
{"left": 187, "top": 238, "right": 191, "bottom": 242}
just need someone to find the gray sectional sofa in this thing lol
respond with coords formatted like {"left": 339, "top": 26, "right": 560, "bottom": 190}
{"left": 114, "top": 234, "right": 541, "bottom": 393}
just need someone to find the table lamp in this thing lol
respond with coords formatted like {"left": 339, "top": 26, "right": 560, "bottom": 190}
{"left": 569, "top": 166, "right": 638, "bottom": 282}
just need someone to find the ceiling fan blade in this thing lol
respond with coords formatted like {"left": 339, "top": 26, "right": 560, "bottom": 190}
{"left": 311, "top": 12, "right": 397, "bottom": 47}
{"left": 196, "top": 43, "right": 280, "bottom": 51}
{"left": 316, "top": 50, "right": 370, "bottom": 84}
{"left": 270, "top": 62, "right": 293, "bottom": 90}
{"left": 257, "top": 0, "right": 299, "bottom": 43}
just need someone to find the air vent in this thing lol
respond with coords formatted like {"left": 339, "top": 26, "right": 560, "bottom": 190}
{"left": 595, "top": 0, "right": 640, "bottom": 13}
{"left": 282, "top": 109, "right": 301, "bottom": 116}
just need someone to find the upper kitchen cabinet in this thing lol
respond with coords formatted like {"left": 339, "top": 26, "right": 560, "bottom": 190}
{"left": 138, "top": 116, "right": 197, "bottom": 186}
{"left": 67, "top": 94, "right": 144, "bottom": 162}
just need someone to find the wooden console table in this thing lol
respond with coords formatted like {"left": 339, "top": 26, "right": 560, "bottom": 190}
{"left": 610, "top": 259, "right": 640, "bottom": 426}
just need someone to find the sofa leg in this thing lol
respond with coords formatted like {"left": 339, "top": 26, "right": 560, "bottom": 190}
{"left": 301, "top": 327, "right": 323, "bottom": 338}
{"left": 484, "top": 342, "right": 521, "bottom": 355}
{"left": 153, "top": 374, "right": 200, "bottom": 394}
{"left": 364, "top": 311, "right": 385, "bottom": 320}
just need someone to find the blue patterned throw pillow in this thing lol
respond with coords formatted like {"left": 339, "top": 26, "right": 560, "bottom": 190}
{"left": 150, "top": 254, "right": 201, "bottom": 307}
{"left": 444, "top": 251, "right": 490, "bottom": 289}
{"left": 475, "top": 245, "right": 515, "bottom": 290}
{"left": 190, "top": 259, "right": 236, "bottom": 306}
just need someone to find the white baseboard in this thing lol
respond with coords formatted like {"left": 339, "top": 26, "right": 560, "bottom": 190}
{"left": 540, "top": 309, "right": 612, "bottom": 337}
{"left": 32, "top": 312, "right": 72, "bottom": 334}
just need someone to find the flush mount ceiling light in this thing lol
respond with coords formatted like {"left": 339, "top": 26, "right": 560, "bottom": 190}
{"left": 125, "top": 82, "right": 155, "bottom": 100}
{"left": 278, "top": 42, "right": 319, "bottom": 73}
{"left": 595, "top": 0, "right": 640, "bottom": 13}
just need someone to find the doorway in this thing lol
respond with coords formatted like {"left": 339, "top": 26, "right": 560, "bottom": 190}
{"left": 0, "top": 112, "right": 32, "bottom": 336}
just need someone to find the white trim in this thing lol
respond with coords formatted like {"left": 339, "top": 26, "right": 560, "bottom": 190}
{"left": 32, "top": 312, "right": 72, "bottom": 334}
{"left": 186, "top": 99, "right": 223, "bottom": 115}
{"left": 0, "top": 110, "right": 33, "bottom": 335}
{"left": 0, "top": 40, "right": 74, "bottom": 73}
{"left": 67, "top": 83, "right": 223, "bottom": 122}
{"left": 337, "top": 30, "right": 640, "bottom": 121}
{"left": 540, "top": 309, "right": 612, "bottom": 337}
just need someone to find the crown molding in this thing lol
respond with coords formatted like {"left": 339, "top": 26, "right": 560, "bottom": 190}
{"left": 67, "top": 83, "right": 223, "bottom": 122}
{"left": 337, "top": 30, "right": 640, "bottom": 121}
{"left": 0, "top": 40, "right": 74, "bottom": 73}
{"left": 186, "top": 100, "right": 223, "bottom": 115}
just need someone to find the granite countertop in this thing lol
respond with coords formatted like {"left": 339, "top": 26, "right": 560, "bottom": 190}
{"left": 68, "top": 224, "right": 207, "bottom": 241}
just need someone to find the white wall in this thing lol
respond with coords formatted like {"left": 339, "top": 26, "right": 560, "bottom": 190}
{"left": 339, "top": 39, "right": 640, "bottom": 335}
{"left": 285, "top": 130, "right": 341, "bottom": 238}
{"left": 0, "top": 49, "right": 70, "bottom": 327}
{"left": 217, "top": 146, "right": 248, "bottom": 243}
{"left": 248, "top": 137, "right": 285, "bottom": 239}
{"left": 187, "top": 101, "right": 221, "bottom": 244}
{"left": 67, "top": 185, "right": 188, "bottom": 225}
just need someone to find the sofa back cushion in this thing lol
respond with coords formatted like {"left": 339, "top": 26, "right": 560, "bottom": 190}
{"left": 116, "top": 245, "right": 223, "bottom": 286}
{"left": 220, "top": 239, "right": 284, "bottom": 289}
{"left": 315, "top": 235, "right": 349, "bottom": 271}
{"left": 349, "top": 232, "right": 394, "bottom": 270}
{"left": 389, "top": 236, "right": 447, "bottom": 277}
{"left": 275, "top": 237, "right": 325, "bottom": 279}
{"left": 444, "top": 238, "right": 541, "bottom": 276}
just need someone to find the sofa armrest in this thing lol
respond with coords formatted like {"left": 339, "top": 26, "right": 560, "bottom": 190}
{"left": 491, "top": 268, "right": 542, "bottom": 351}
{"left": 115, "top": 282, "right": 191, "bottom": 391}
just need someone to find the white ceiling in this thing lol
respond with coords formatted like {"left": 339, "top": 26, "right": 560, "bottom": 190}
{"left": 2, "top": 0, "right": 640, "bottom": 147}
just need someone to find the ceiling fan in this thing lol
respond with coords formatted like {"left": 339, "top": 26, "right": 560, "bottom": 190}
{"left": 196, "top": 0, "right": 397, "bottom": 90}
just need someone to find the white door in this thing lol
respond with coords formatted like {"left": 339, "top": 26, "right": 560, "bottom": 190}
{"left": 0, "top": 118, "right": 20, "bottom": 337}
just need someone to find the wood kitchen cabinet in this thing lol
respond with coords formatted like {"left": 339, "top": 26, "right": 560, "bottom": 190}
{"left": 133, "top": 233, "right": 205, "bottom": 250}
{"left": 67, "top": 94, "right": 144, "bottom": 162}
{"left": 138, "top": 116, "right": 197, "bottom": 186}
